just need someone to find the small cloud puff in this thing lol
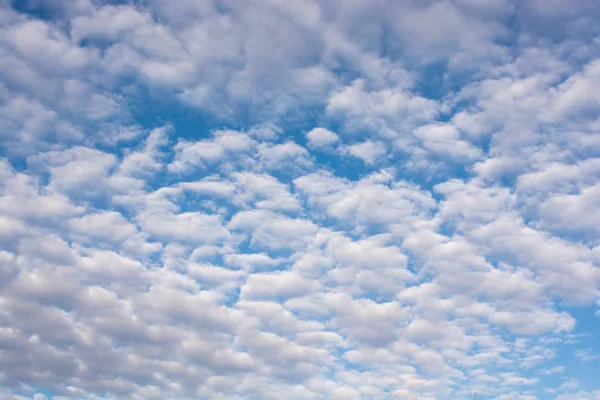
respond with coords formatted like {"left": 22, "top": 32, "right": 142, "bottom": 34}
{"left": 306, "top": 127, "right": 339, "bottom": 148}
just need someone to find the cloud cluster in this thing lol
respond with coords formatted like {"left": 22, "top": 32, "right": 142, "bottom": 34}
{"left": 1, "top": 0, "right": 600, "bottom": 399}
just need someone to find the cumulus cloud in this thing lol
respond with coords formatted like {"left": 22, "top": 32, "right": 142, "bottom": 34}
{"left": 306, "top": 127, "right": 339, "bottom": 148}
{"left": 1, "top": 0, "right": 600, "bottom": 399}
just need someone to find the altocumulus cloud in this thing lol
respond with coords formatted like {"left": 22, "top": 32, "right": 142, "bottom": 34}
{"left": 1, "top": 0, "right": 600, "bottom": 399}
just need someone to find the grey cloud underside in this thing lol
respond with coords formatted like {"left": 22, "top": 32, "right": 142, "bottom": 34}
{"left": 1, "top": 0, "right": 600, "bottom": 399}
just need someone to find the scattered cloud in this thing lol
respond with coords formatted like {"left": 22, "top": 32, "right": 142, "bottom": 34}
{"left": 1, "top": 1, "right": 600, "bottom": 399}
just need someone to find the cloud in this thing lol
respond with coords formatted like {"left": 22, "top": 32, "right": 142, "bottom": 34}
{"left": 413, "top": 124, "right": 483, "bottom": 162}
{"left": 306, "top": 127, "right": 339, "bottom": 148}
{"left": 240, "top": 271, "right": 321, "bottom": 301}
{"left": 168, "top": 130, "right": 257, "bottom": 174}
{"left": 1, "top": 1, "right": 600, "bottom": 399}
{"left": 345, "top": 140, "right": 388, "bottom": 165}
{"left": 294, "top": 169, "right": 436, "bottom": 235}
{"left": 326, "top": 78, "right": 439, "bottom": 138}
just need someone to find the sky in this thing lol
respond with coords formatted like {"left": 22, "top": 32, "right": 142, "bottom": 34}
{"left": 0, "top": 0, "right": 600, "bottom": 399}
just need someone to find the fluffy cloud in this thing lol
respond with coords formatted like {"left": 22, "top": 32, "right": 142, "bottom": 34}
{"left": 306, "top": 127, "right": 339, "bottom": 148}
{"left": 1, "top": 1, "right": 600, "bottom": 399}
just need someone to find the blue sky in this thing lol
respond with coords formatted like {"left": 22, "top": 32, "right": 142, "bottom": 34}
{"left": 1, "top": 0, "right": 600, "bottom": 399}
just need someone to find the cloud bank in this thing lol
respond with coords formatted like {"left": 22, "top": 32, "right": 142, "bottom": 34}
{"left": 1, "top": 0, "right": 600, "bottom": 399}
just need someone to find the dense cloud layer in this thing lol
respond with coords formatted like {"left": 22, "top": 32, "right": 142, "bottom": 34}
{"left": 1, "top": 0, "right": 600, "bottom": 399}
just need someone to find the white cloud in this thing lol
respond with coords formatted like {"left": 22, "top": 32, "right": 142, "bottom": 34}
{"left": 138, "top": 209, "right": 231, "bottom": 245}
{"left": 231, "top": 171, "right": 301, "bottom": 212}
{"left": 294, "top": 169, "right": 436, "bottom": 235}
{"left": 1, "top": 1, "right": 600, "bottom": 399}
{"left": 537, "top": 366, "right": 565, "bottom": 375}
{"left": 326, "top": 79, "right": 439, "bottom": 138}
{"left": 168, "top": 130, "right": 257, "bottom": 174}
{"left": 537, "top": 184, "right": 600, "bottom": 242}
{"left": 256, "top": 141, "right": 312, "bottom": 172}
{"left": 345, "top": 140, "right": 388, "bottom": 164}
{"left": 413, "top": 124, "right": 483, "bottom": 162}
{"left": 229, "top": 209, "right": 319, "bottom": 251}
{"left": 306, "top": 127, "right": 339, "bottom": 148}
{"left": 224, "top": 252, "right": 283, "bottom": 271}
{"left": 240, "top": 271, "right": 321, "bottom": 301}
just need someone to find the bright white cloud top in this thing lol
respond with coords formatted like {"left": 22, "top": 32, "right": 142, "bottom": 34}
{"left": 1, "top": 0, "right": 600, "bottom": 399}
